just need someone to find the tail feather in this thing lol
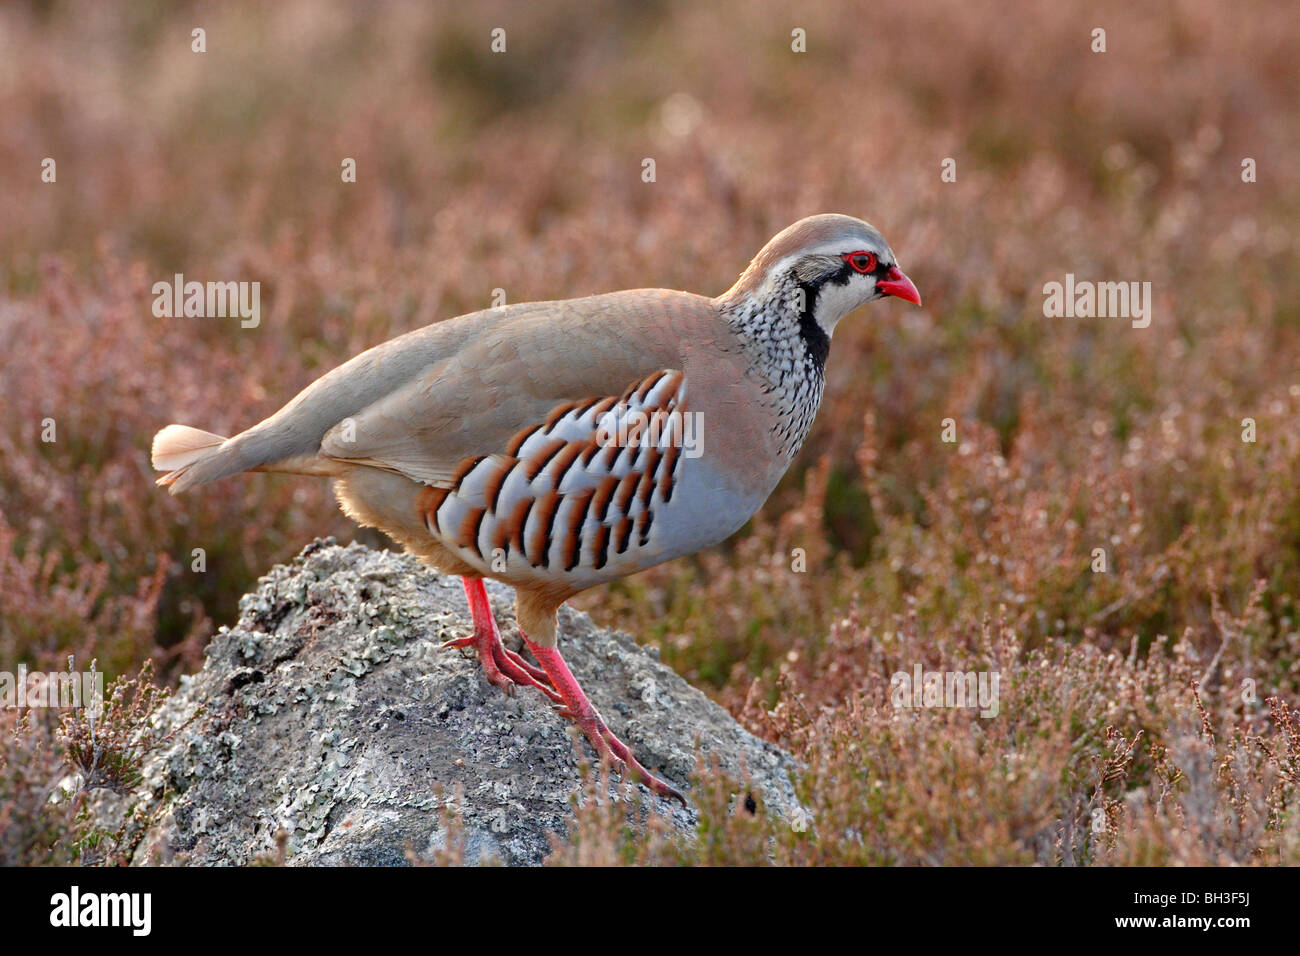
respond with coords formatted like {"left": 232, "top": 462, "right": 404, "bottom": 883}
{"left": 152, "top": 422, "right": 345, "bottom": 494}
{"left": 152, "top": 424, "right": 226, "bottom": 471}
{"left": 152, "top": 425, "right": 229, "bottom": 491}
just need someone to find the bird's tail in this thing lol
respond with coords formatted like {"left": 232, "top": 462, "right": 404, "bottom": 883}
{"left": 152, "top": 420, "right": 345, "bottom": 494}
{"left": 151, "top": 425, "right": 231, "bottom": 492}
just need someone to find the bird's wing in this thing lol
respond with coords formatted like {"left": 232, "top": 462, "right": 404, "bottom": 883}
{"left": 158, "top": 290, "right": 723, "bottom": 494}
{"left": 316, "top": 291, "right": 701, "bottom": 486}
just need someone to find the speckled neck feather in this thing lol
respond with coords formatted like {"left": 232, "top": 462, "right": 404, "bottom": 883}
{"left": 720, "top": 274, "right": 827, "bottom": 460}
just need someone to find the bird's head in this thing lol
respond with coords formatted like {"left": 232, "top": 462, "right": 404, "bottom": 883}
{"left": 721, "top": 213, "right": 921, "bottom": 341}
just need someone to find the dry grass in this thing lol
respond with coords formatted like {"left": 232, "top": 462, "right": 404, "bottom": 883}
{"left": 2, "top": 0, "right": 1299, "bottom": 864}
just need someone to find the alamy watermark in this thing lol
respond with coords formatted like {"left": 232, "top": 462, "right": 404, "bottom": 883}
{"left": 1, "top": 663, "right": 104, "bottom": 716}
{"left": 594, "top": 407, "right": 704, "bottom": 459}
{"left": 890, "top": 663, "right": 1000, "bottom": 718}
{"left": 1043, "top": 274, "right": 1152, "bottom": 329}
{"left": 50, "top": 886, "right": 151, "bottom": 936}
{"left": 152, "top": 273, "right": 261, "bottom": 328}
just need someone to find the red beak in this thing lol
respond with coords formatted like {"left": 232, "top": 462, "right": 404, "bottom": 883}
{"left": 877, "top": 266, "right": 921, "bottom": 306}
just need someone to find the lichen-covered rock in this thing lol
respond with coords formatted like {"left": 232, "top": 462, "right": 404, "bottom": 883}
{"left": 119, "top": 540, "right": 797, "bottom": 865}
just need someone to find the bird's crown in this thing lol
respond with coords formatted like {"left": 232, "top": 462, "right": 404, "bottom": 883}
{"left": 721, "top": 214, "right": 896, "bottom": 301}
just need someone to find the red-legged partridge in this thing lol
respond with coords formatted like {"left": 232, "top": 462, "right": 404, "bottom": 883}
{"left": 152, "top": 214, "right": 921, "bottom": 803}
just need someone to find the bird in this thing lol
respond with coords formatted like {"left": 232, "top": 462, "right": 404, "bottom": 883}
{"left": 151, "top": 214, "right": 920, "bottom": 805}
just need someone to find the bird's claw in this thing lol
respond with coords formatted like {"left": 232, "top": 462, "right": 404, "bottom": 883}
{"left": 524, "top": 639, "right": 687, "bottom": 806}
{"left": 574, "top": 714, "right": 687, "bottom": 807}
{"left": 441, "top": 628, "right": 563, "bottom": 703}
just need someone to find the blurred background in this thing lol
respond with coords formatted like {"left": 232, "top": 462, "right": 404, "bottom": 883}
{"left": 3, "top": 0, "right": 1300, "bottom": 864}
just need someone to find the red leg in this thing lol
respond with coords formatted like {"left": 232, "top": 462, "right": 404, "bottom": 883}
{"left": 525, "top": 636, "right": 686, "bottom": 807}
{"left": 441, "top": 578, "right": 561, "bottom": 703}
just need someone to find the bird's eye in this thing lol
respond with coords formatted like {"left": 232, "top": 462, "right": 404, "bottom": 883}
{"left": 844, "top": 251, "right": 877, "bottom": 274}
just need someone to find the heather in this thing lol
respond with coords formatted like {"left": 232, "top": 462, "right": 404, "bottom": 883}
{"left": 2, "top": 0, "right": 1299, "bottom": 864}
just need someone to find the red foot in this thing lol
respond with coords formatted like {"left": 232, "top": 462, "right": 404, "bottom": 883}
{"left": 525, "top": 636, "right": 686, "bottom": 807}
{"left": 441, "top": 578, "right": 562, "bottom": 703}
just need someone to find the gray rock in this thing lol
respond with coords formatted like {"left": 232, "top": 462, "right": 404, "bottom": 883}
{"left": 121, "top": 540, "right": 797, "bottom": 865}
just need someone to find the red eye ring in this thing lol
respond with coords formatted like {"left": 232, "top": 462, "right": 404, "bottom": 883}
{"left": 843, "top": 251, "right": 877, "bottom": 274}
